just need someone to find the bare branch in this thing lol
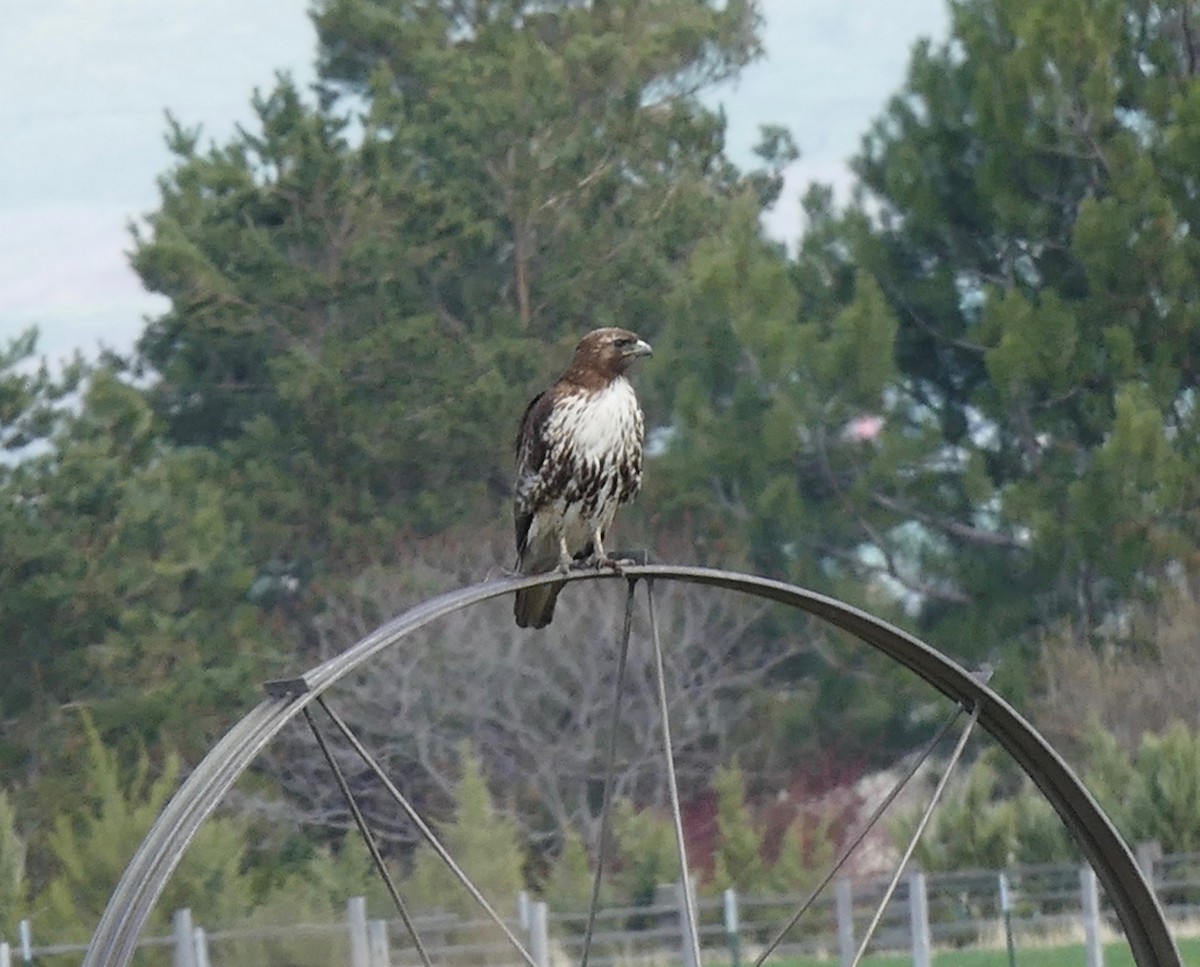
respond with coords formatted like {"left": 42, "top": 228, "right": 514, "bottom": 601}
{"left": 869, "top": 491, "right": 1026, "bottom": 550}
{"left": 253, "top": 534, "right": 819, "bottom": 852}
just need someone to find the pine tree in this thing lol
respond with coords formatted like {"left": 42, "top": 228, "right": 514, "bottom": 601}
{"left": 766, "top": 808, "right": 835, "bottom": 896}
{"left": 901, "top": 751, "right": 1076, "bottom": 870}
{"left": 540, "top": 826, "right": 603, "bottom": 914}
{"left": 408, "top": 743, "right": 526, "bottom": 920}
{"left": 848, "top": 0, "right": 1200, "bottom": 652}
{"left": 610, "top": 800, "right": 680, "bottom": 908}
{"left": 0, "top": 790, "right": 28, "bottom": 941}
{"left": 1131, "top": 725, "right": 1200, "bottom": 851}
{"left": 1, "top": 367, "right": 272, "bottom": 772}
{"left": 33, "top": 715, "right": 255, "bottom": 941}
{"left": 659, "top": 0, "right": 1200, "bottom": 679}
{"left": 710, "top": 763, "right": 765, "bottom": 892}
{"left": 132, "top": 0, "right": 777, "bottom": 565}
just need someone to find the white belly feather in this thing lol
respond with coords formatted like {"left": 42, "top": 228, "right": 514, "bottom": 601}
{"left": 552, "top": 378, "right": 642, "bottom": 465}
{"left": 523, "top": 378, "right": 643, "bottom": 567}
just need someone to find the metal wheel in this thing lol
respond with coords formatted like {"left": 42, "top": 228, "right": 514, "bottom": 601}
{"left": 82, "top": 565, "right": 1182, "bottom": 967}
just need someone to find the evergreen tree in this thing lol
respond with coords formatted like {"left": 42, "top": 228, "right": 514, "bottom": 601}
{"left": 710, "top": 763, "right": 765, "bottom": 892}
{"left": 0, "top": 791, "right": 28, "bottom": 942}
{"left": 540, "top": 826, "right": 603, "bottom": 914}
{"left": 32, "top": 714, "right": 382, "bottom": 954}
{"left": 610, "top": 800, "right": 679, "bottom": 909}
{"left": 659, "top": 0, "right": 1200, "bottom": 678}
{"left": 903, "top": 756, "right": 1022, "bottom": 870}
{"left": 132, "top": 0, "right": 776, "bottom": 567}
{"left": 902, "top": 750, "right": 1077, "bottom": 870}
{"left": 34, "top": 715, "right": 255, "bottom": 941}
{"left": 408, "top": 743, "right": 526, "bottom": 917}
{"left": 0, "top": 367, "right": 273, "bottom": 774}
{"left": 849, "top": 0, "right": 1200, "bottom": 651}
{"left": 766, "top": 813, "right": 833, "bottom": 895}
{"left": 0, "top": 329, "right": 84, "bottom": 454}
{"left": 1087, "top": 722, "right": 1200, "bottom": 855}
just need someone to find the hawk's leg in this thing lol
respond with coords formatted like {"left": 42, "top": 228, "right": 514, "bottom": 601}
{"left": 556, "top": 536, "right": 574, "bottom": 574}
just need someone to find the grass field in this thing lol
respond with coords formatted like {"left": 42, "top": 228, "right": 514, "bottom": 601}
{"left": 756, "top": 934, "right": 1200, "bottom": 966}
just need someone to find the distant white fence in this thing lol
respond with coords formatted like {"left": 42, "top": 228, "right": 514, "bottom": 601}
{"left": 6, "top": 846, "right": 1198, "bottom": 967}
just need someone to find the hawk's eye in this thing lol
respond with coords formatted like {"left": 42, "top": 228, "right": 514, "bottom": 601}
{"left": 615, "top": 337, "right": 634, "bottom": 348}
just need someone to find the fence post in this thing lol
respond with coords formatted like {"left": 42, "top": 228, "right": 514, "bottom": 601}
{"left": 18, "top": 920, "right": 31, "bottom": 965}
{"left": 529, "top": 900, "right": 550, "bottom": 967}
{"left": 908, "top": 869, "right": 932, "bottom": 967}
{"left": 518, "top": 889, "right": 531, "bottom": 931}
{"left": 1135, "top": 841, "right": 1162, "bottom": 887}
{"left": 1080, "top": 865, "right": 1104, "bottom": 967}
{"left": 835, "top": 877, "right": 854, "bottom": 967}
{"left": 173, "top": 909, "right": 197, "bottom": 967}
{"left": 723, "top": 888, "right": 741, "bottom": 967}
{"left": 0, "top": 940, "right": 11, "bottom": 967}
{"left": 193, "top": 926, "right": 211, "bottom": 967}
{"left": 368, "top": 919, "right": 391, "bottom": 967}
{"left": 999, "top": 871, "right": 1017, "bottom": 967}
{"left": 348, "top": 895, "right": 371, "bottom": 967}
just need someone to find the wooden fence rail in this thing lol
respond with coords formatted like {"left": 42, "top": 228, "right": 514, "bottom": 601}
{"left": 10, "top": 846, "right": 1199, "bottom": 966}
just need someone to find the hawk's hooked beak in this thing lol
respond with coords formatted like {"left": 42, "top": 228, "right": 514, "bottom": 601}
{"left": 625, "top": 339, "right": 653, "bottom": 358}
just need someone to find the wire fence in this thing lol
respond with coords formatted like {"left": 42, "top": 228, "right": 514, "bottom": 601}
{"left": 7, "top": 846, "right": 1197, "bottom": 967}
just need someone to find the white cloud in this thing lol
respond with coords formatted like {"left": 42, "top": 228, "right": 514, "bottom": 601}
{"left": 1, "top": 0, "right": 318, "bottom": 360}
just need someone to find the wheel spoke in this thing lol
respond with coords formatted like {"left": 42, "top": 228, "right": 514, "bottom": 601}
{"left": 849, "top": 702, "right": 981, "bottom": 967}
{"left": 646, "top": 579, "right": 703, "bottom": 967}
{"left": 315, "top": 697, "right": 540, "bottom": 967}
{"left": 580, "top": 578, "right": 639, "bottom": 967}
{"left": 83, "top": 568, "right": 1181, "bottom": 967}
{"left": 301, "top": 706, "right": 436, "bottom": 967}
{"left": 751, "top": 702, "right": 966, "bottom": 967}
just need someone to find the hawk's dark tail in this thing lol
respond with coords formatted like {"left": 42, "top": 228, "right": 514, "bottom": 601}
{"left": 514, "top": 581, "right": 565, "bottom": 629}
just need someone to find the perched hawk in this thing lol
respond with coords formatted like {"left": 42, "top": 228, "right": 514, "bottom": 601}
{"left": 512, "top": 328, "right": 653, "bottom": 628}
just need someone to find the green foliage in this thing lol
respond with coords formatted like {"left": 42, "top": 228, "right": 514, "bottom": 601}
{"left": 910, "top": 723, "right": 1200, "bottom": 869}
{"left": 31, "top": 713, "right": 379, "bottom": 953}
{"left": 766, "top": 809, "right": 836, "bottom": 895}
{"left": 898, "top": 750, "right": 1075, "bottom": 871}
{"left": 651, "top": 194, "right": 932, "bottom": 759}
{"left": 132, "top": 0, "right": 775, "bottom": 564}
{"left": 0, "top": 790, "right": 28, "bottom": 940}
{"left": 610, "top": 800, "right": 680, "bottom": 907}
{"left": 206, "top": 842, "right": 384, "bottom": 967}
{"left": 711, "top": 763, "right": 765, "bottom": 892}
{"left": 651, "top": 0, "right": 1200, "bottom": 691}
{"left": 0, "top": 329, "right": 86, "bottom": 454}
{"left": 540, "top": 826, "right": 603, "bottom": 914}
{"left": 1085, "top": 722, "right": 1200, "bottom": 855}
{"left": 653, "top": 195, "right": 902, "bottom": 585}
{"left": 0, "top": 366, "right": 272, "bottom": 773}
{"left": 849, "top": 0, "right": 1200, "bottom": 649}
{"left": 34, "top": 714, "right": 254, "bottom": 940}
{"left": 408, "top": 743, "right": 527, "bottom": 917}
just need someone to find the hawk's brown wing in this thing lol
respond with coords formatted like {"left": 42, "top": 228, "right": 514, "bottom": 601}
{"left": 513, "top": 388, "right": 558, "bottom": 559}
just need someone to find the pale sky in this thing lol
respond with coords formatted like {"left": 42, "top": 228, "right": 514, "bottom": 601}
{"left": 0, "top": 0, "right": 948, "bottom": 364}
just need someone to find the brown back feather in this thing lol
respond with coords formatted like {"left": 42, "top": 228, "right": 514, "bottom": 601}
{"left": 513, "top": 387, "right": 558, "bottom": 556}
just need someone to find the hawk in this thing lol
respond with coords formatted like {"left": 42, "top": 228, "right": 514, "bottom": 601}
{"left": 512, "top": 328, "right": 652, "bottom": 628}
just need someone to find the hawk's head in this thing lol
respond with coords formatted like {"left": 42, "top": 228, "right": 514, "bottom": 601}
{"left": 572, "top": 327, "right": 653, "bottom": 380}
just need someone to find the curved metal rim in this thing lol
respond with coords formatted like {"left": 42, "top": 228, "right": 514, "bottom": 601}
{"left": 84, "top": 565, "right": 1182, "bottom": 967}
